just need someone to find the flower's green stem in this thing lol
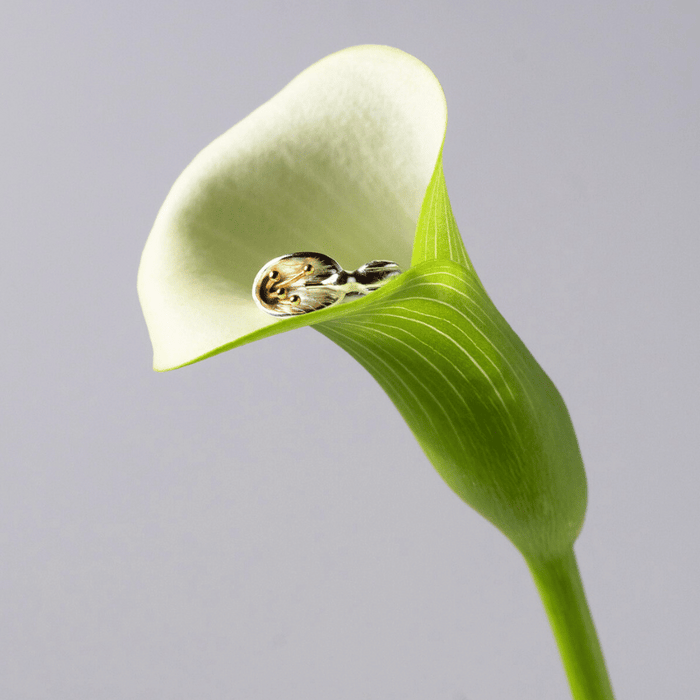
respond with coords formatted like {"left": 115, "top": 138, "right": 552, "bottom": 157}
{"left": 526, "top": 549, "right": 615, "bottom": 700}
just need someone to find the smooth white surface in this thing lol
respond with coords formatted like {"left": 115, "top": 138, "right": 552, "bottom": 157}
{"left": 2, "top": 2, "right": 698, "bottom": 698}
{"left": 138, "top": 45, "right": 447, "bottom": 369}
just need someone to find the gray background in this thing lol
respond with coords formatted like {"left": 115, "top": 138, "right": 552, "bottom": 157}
{"left": 3, "top": 1, "right": 698, "bottom": 698}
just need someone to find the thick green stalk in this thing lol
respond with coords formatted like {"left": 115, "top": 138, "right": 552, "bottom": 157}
{"left": 526, "top": 549, "right": 615, "bottom": 700}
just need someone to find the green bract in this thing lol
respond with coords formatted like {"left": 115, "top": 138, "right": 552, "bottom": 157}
{"left": 138, "top": 45, "right": 587, "bottom": 560}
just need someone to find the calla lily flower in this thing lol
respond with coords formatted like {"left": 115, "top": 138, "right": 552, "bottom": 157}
{"left": 138, "top": 44, "right": 584, "bottom": 558}
{"left": 139, "top": 46, "right": 614, "bottom": 698}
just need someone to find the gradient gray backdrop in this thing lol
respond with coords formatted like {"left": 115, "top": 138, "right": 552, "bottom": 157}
{"left": 3, "top": 2, "right": 698, "bottom": 698}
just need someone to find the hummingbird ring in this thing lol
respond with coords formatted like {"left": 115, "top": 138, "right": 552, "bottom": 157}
{"left": 252, "top": 252, "right": 401, "bottom": 317}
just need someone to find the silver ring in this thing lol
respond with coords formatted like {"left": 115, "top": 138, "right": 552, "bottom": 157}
{"left": 253, "top": 252, "right": 401, "bottom": 316}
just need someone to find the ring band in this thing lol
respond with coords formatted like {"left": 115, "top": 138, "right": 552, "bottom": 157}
{"left": 253, "top": 252, "right": 401, "bottom": 316}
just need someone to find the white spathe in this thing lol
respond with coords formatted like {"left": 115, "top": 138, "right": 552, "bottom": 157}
{"left": 138, "top": 46, "right": 447, "bottom": 370}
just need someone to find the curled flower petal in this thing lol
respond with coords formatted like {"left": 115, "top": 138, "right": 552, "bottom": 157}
{"left": 138, "top": 45, "right": 452, "bottom": 371}
{"left": 138, "top": 45, "right": 587, "bottom": 558}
